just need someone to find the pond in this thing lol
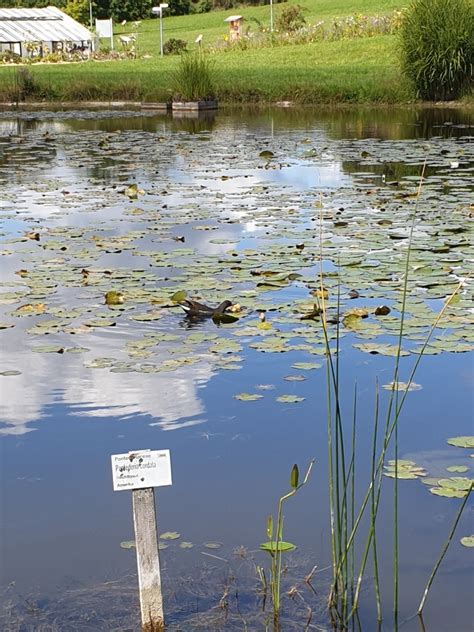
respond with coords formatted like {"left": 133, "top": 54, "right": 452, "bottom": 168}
{"left": 0, "top": 106, "right": 473, "bottom": 631}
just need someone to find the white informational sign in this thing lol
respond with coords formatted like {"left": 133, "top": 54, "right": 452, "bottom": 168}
{"left": 96, "top": 18, "right": 114, "bottom": 49}
{"left": 111, "top": 449, "right": 172, "bottom": 491}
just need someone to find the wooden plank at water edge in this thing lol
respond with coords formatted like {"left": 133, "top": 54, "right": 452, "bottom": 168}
{"left": 132, "top": 488, "right": 164, "bottom": 631}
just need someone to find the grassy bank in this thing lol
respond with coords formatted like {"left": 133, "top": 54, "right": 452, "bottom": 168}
{"left": 0, "top": 36, "right": 412, "bottom": 104}
{"left": 4, "top": 0, "right": 470, "bottom": 105}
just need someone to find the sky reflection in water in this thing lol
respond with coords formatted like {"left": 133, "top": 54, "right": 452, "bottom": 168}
{"left": 0, "top": 107, "right": 473, "bottom": 631}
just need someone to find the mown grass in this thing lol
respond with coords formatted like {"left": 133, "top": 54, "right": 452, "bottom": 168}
{"left": 0, "top": 36, "right": 412, "bottom": 104}
{"left": 118, "top": 0, "right": 408, "bottom": 56}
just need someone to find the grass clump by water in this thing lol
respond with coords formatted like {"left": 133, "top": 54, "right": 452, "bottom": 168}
{"left": 400, "top": 0, "right": 474, "bottom": 100}
{"left": 171, "top": 51, "right": 216, "bottom": 102}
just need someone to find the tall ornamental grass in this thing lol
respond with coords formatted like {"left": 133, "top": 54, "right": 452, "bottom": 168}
{"left": 400, "top": 0, "right": 474, "bottom": 100}
{"left": 171, "top": 51, "right": 216, "bottom": 102}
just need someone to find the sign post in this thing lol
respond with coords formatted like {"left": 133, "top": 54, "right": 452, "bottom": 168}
{"left": 111, "top": 449, "right": 172, "bottom": 631}
{"left": 152, "top": 4, "right": 169, "bottom": 57}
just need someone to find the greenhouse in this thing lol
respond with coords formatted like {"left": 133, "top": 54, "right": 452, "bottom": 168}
{"left": 0, "top": 6, "right": 93, "bottom": 59}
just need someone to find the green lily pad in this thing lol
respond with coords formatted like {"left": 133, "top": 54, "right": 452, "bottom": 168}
{"left": 105, "top": 291, "right": 124, "bottom": 305}
{"left": 446, "top": 465, "right": 469, "bottom": 473}
{"left": 429, "top": 477, "right": 473, "bottom": 498}
{"left": 353, "top": 343, "right": 410, "bottom": 356}
{"left": 276, "top": 395, "right": 305, "bottom": 404}
{"left": 120, "top": 540, "right": 136, "bottom": 549}
{"left": 204, "top": 542, "right": 222, "bottom": 549}
{"left": 382, "top": 381, "right": 422, "bottom": 392}
{"left": 160, "top": 531, "right": 180, "bottom": 540}
{"left": 291, "top": 362, "right": 321, "bottom": 370}
{"left": 179, "top": 541, "right": 194, "bottom": 549}
{"left": 260, "top": 541, "right": 296, "bottom": 553}
{"left": 448, "top": 437, "right": 474, "bottom": 449}
{"left": 234, "top": 393, "right": 264, "bottom": 401}
{"left": 0, "top": 370, "right": 22, "bottom": 376}
{"left": 171, "top": 290, "right": 187, "bottom": 303}
{"left": 383, "top": 459, "right": 427, "bottom": 480}
{"left": 460, "top": 535, "right": 474, "bottom": 548}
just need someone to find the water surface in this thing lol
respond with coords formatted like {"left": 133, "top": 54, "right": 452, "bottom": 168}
{"left": 0, "top": 106, "right": 473, "bottom": 631}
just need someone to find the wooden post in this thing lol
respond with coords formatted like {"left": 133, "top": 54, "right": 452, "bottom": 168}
{"left": 132, "top": 488, "right": 164, "bottom": 631}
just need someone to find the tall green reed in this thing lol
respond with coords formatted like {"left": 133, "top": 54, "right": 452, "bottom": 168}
{"left": 317, "top": 163, "right": 466, "bottom": 628}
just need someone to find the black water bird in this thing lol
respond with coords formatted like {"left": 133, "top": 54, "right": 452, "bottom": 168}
{"left": 179, "top": 299, "right": 233, "bottom": 320}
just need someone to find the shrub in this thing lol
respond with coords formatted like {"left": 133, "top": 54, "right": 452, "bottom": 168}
{"left": 0, "top": 50, "right": 22, "bottom": 64}
{"left": 276, "top": 4, "right": 306, "bottom": 33}
{"left": 163, "top": 38, "right": 188, "bottom": 55}
{"left": 400, "top": 0, "right": 474, "bottom": 100}
{"left": 171, "top": 51, "right": 215, "bottom": 101}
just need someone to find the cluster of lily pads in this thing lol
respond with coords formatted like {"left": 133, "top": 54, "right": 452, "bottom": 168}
{"left": 0, "top": 113, "right": 472, "bottom": 422}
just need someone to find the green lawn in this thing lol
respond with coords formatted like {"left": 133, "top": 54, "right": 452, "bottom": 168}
{"left": 118, "top": 0, "right": 408, "bottom": 56}
{"left": 0, "top": 0, "right": 417, "bottom": 104}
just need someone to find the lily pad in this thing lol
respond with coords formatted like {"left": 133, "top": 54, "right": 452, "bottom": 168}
{"left": 429, "top": 477, "right": 473, "bottom": 498}
{"left": 234, "top": 393, "right": 264, "bottom": 401}
{"left": 276, "top": 395, "right": 305, "bottom": 404}
{"left": 105, "top": 291, "right": 124, "bottom": 305}
{"left": 448, "top": 437, "right": 474, "bottom": 449}
{"left": 382, "top": 381, "right": 422, "bottom": 392}
{"left": 120, "top": 540, "right": 136, "bottom": 549}
{"left": 291, "top": 362, "right": 321, "bottom": 370}
{"left": 383, "top": 459, "right": 426, "bottom": 480}
{"left": 460, "top": 536, "right": 474, "bottom": 548}
{"left": 160, "top": 531, "right": 181, "bottom": 540}
{"left": 260, "top": 541, "right": 296, "bottom": 553}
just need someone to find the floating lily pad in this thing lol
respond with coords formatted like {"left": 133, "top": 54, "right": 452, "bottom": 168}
{"left": 276, "top": 395, "right": 305, "bottom": 404}
{"left": 382, "top": 381, "right": 422, "bottom": 392}
{"left": 260, "top": 541, "right": 296, "bottom": 553}
{"left": 429, "top": 477, "right": 473, "bottom": 498}
{"left": 446, "top": 465, "right": 469, "bottom": 473}
{"left": 204, "top": 542, "right": 222, "bottom": 549}
{"left": 0, "top": 370, "right": 22, "bottom": 376}
{"left": 105, "top": 291, "right": 124, "bottom": 305}
{"left": 448, "top": 437, "right": 474, "bottom": 449}
{"left": 179, "top": 541, "right": 194, "bottom": 549}
{"left": 171, "top": 290, "right": 187, "bottom": 303}
{"left": 460, "top": 536, "right": 474, "bottom": 548}
{"left": 234, "top": 393, "right": 264, "bottom": 401}
{"left": 291, "top": 362, "right": 321, "bottom": 370}
{"left": 160, "top": 531, "right": 180, "bottom": 540}
{"left": 120, "top": 540, "right": 136, "bottom": 549}
{"left": 384, "top": 459, "right": 427, "bottom": 480}
{"left": 284, "top": 375, "right": 306, "bottom": 382}
{"left": 353, "top": 343, "right": 410, "bottom": 356}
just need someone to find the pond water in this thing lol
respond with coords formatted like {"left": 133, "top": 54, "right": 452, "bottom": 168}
{"left": 0, "top": 106, "right": 473, "bottom": 631}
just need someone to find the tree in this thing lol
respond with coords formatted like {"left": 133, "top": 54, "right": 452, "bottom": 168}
{"left": 109, "top": 0, "right": 152, "bottom": 22}
{"left": 168, "top": 0, "right": 191, "bottom": 16}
